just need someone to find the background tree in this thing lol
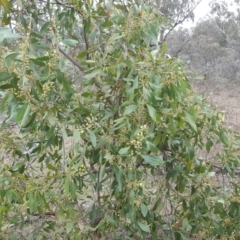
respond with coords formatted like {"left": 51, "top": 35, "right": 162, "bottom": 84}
{"left": 157, "top": 0, "right": 202, "bottom": 43}
{"left": 167, "top": 1, "right": 240, "bottom": 83}
{"left": 166, "top": 27, "right": 190, "bottom": 58}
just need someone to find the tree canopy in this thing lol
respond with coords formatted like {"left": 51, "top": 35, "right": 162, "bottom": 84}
{"left": 0, "top": 0, "right": 240, "bottom": 239}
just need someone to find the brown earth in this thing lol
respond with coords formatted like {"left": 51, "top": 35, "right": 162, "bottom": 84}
{"left": 192, "top": 80, "right": 240, "bottom": 131}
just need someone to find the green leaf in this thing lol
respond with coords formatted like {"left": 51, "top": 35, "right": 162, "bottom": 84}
{"left": 160, "top": 108, "right": 171, "bottom": 114}
{"left": 30, "top": 31, "right": 43, "bottom": 39}
{"left": 105, "top": 215, "right": 116, "bottom": 226}
{"left": 11, "top": 162, "right": 25, "bottom": 173}
{"left": 153, "top": 133, "right": 161, "bottom": 146}
{"left": 219, "top": 129, "right": 229, "bottom": 146}
{"left": 2, "top": 11, "right": 10, "bottom": 25}
{"left": 0, "top": 27, "right": 22, "bottom": 42}
{"left": 143, "top": 85, "right": 150, "bottom": 99}
{"left": 64, "top": 177, "right": 69, "bottom": 195}
{"left": 62, "top": 39, "right": 78, "bottom": 47}
{"left": 46, "top": 163, "right": 57, "bottom": 171}
{"left": 146, "top": 141, "right": 158, "bottom": 153}
{"left": 16, "top": 104, "right": 28, "bottom": 123}
{"left": 161, "top": 41, "right": 167, "bottom": 55}
{"left": 118, "top": 147, "right": 130, "bottom": 155}
{"left": 0, "top": 84, "right": 15, "bottom": 89}
{"left": 40, "top": 21, "right": 50, "bottom": 34}
{"left": 179, "top": 233, "right": 188, "bottom": 240}
{"left": 87, "top": 129, "right": 96, "bottom": 147}
{"left": 66, "top": 221, "right": 74, "bottom": 234}
{"left": 4, "top": 52, "right": 19, "bottom": 69}
{"left": 108, "top": 33, "right": 124, "bottom": 42}
{"left": 207, "top": 172, "right": 215, "bottom": 177}
{"left": 31, "top": 43, "right": 50, "bottom": 50}
{"left": 184, "top": 111, "right": 197, "bottom": 132}
{"left": 182, "top": 218, "right": 192, "bottom": 231}
{"left": 47, "top": 111, "right": 55, "bottom": 125}
{"left": 22, "top": 112, "right": 36, "bottom": 128}
{"left": 61, "top": 127, "right": 68, "bottom": 140}
{"left": 84, "top": 18, "right": 91, "bottom": 34}
{"left": 62, "top": 75, "right": 72, "bottom": 93}
{"left": 46, "top": 126, "right": 55, "bottom": 139}
{"left": 109, "top": 14, "right": 125, "bottom": 24}
{"left": 0, "top": 0, "right": 10, "bottom": 9}
{"left": 133, "top": 75, "right": 139, "bottom": 89}
{"left": 137, "top": 221, "right": 150, "bottom": 233}
{"left": 102, "top": 111, "right": 115, "bottom": 120}
{"left": 177, "top": 177, "right": 187, "bottom": 193}
{"left": 147, "top": 104, "right": 157, "bottom": 122}
{"left": 77, "top": 51, "right": 88, "bottom": 59}
{"left": 150, "top": 49, "right": 159, "bottom": 59}
{"left": 141, "top": 204, "right": 148, "bottom": 217}
{"left": 141, "top": 155, "right": 163, "bottom": 166}
{"left": 28, "top": 192, "right": 37, "bottom": 212}
{"left": 123, "top": 105, "right": 137, "bottom": 115}
{"left": 114, "top": 165, "right": 123, "bottom": 192}
{"left": 99, "top": 164, "right": 106, "bottom": 182}
{"left": 73, "top": 129, "right": 80, "bottom": 143}
{"left": 0, "top": 93, "right": 10, "bottom": 114}
{"left": 89, "top": 30, "right": 96, "bottom": 43}
{"left": 56, "top": 69, "right": 63, "bottom": 83}
{"left": 0, "top": 72, "right": 13, "bottom": 81}
{"left": 84, "top": 70, "right": 102, "bottom": 80}
{"left": 206, "top": 138, "right": 213, "bottom": 153}
{"left": 20, "top": 104, "right": 30, "bottom": 126}
{"left": 29, "top": 59, "right": 45, "bottom": 66}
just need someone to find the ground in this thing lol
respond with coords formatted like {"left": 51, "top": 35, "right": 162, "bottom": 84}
{"left": 192, "top": 80, "right": 240, "bottom": 130}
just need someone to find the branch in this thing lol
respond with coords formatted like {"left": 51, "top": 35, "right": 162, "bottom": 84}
{"left": 55, "top": 0, "right": 82, "bottom": 15}
{"left": 82, "top": 167, "right": 112, "bottom": 178}
{"left": 30, "top": 212, "right": 55, "bottom": 217}
{"left": 58, "top": 47, "right": 84, "bottom": 71}
{"left": 82, "top": 154, "right": 157, "bottom": 178}
{"left": 173, "top": 39, "right": 191, "bottom": 57}
{"left": 159, "top": 0, "right": 203, "bottom": 45}
{"left": 83, "top": 22, "right": 90, "bottom": 60}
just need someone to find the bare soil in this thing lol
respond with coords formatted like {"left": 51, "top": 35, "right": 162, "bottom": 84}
{"left": 192, "top": 80, "right": 240, "bottom": 130}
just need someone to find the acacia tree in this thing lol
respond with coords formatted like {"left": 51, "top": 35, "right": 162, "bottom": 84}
{"left": 0, "top": 0, "right": 240, "bottom": 239}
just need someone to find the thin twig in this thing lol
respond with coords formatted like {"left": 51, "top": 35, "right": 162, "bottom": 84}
{"left": 83, "top": 22, "right": 90, "bottom": 60}
{"left": 62, "top": 135, "right": 66, "bottom": 174}
{"left": 58, "top": 47, "right": 85, "bottom": 71}
{"left": 159, "top": 0, "right": 203, "bottom": 45}
{"left": 97, "top": 170, "right": 101, "bottom": 205}
{"left": 163, "top": 163, "right": 175, "bottom": 240}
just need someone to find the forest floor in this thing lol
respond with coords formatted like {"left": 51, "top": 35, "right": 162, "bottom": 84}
{"left": 192, "top": 79, "right": 240, "bottom": 130}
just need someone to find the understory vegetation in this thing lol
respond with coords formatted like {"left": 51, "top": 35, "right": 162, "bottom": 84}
{"left": 0, "top": 0, "right": 240, "bottom": 239}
